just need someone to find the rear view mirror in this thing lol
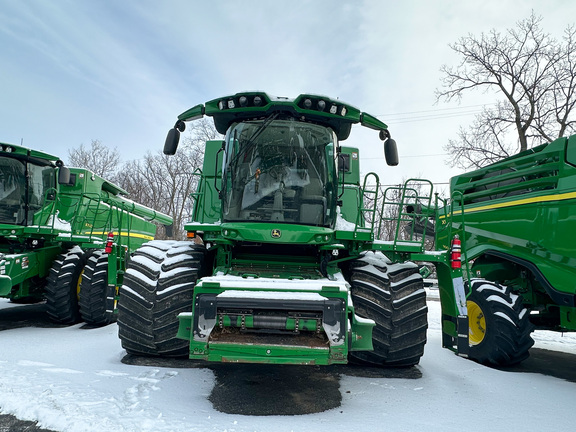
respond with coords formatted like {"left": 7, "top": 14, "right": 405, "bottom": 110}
{"left": 384, "top": 138, "right": 399, "bottom": 166}
{"left": 164, "top": 224, "right": 174, "bottom": 238}
{"left": 57, "top": 166, "right": 71, "bottom": 185}
{"left": 164, "top": 128, "right": 180, "bottom": 155}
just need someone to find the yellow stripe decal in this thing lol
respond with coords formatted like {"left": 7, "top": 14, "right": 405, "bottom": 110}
{"left": 440, "top": 191, "right": 576, "bottom": 218}
{"left": 85, "top": 231, "right": 155, "bottom": 241}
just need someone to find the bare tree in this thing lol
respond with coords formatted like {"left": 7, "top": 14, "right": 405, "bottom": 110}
{"left": 67, "top": 139, "right": 121, "bottom": 180}
{"left": 437, "top": 13, "right": 576, "bottom": 169}
{"left": 118, "top": 118, "right": 222, "bottom": 239}
{"left": 120, "top": 146, "right": 200, "bottom": 239}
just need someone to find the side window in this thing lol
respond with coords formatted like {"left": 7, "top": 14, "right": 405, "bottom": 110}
{"left": 27, "top": 163, "right": 55, "bottom": 220}
{"left": 566, "top": 136, "right": 576, "bottom": 167}
{"left": 0, "top": 158, "right": 25, "bottom": 201}
{"left": 0, "top": 157, "right": 26, "bottom": 224}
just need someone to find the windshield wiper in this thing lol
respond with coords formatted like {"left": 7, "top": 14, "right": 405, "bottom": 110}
{"left": 236, "top": 113, "right": 280, "bottom": 160}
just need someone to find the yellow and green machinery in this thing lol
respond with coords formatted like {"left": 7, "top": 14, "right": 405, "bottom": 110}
{"left": 117, "top": 93, "right": 472, "bottom": 366}
{"left": 433, "top": 135, "right": 576, "bottom": 365}
{"left": 0, "top": 142, "right": 172, "bottom": 325}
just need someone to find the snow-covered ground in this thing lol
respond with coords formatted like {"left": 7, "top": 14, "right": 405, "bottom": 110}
{"left": 0, "top": 295, "right": 575, "bottom": 432}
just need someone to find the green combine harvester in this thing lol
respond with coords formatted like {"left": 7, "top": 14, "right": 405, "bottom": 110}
{"left": 432, "top": 135, "right": 576, "bottom": 365}
{"left": 0, "top": 142, "right": 172, "bottom": 325}
{"left": 117, "top": 92, "right": 474, "bottom": 366}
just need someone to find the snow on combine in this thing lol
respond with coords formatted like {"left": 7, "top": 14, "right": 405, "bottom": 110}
{"left": 117, "top": 92, "right": 474, "bottom": 366}
{"left": 0, "top": 142, "right": 172, "bottom": 325}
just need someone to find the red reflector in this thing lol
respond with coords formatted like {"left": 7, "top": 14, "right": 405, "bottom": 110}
{"left": 451, "top": 235, "right": 462, "bottom": 270}
{"left": 105, "top": 232, "right": 115, "bottom": 254}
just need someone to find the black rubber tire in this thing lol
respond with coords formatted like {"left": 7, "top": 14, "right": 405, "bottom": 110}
{"left": 347, "top": 251, "right": 428, "bottom": 367}
{"left": 117, "top": 240, "right": 205, "bottom": 357}
{"left": 79, "top": 249, "right": 116, "bottom": 326}
{"left": 10, "top": 296, "right": 43, "bottom": 304}
{"left": 467, "top": 279, "right": 534, "bottom": 366}
{"left": 45, "top": 248, "right": 88, "bottom": 324}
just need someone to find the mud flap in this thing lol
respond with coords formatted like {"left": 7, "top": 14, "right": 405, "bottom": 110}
{"left": 453, "top": 277, "right": 469, "bottom": 358}
{"left": 0, "top": 275, "right": 12, "bottom": 296}
{"left": 457, "top": 315, "right": 469, "bottom": 358}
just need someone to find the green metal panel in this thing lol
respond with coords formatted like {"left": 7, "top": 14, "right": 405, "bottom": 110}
{"left": 339, "top": 146, "right": 360, "bottom": 186}
{"left": 178, "top": 277, "right": 356, "bottom": 365}
{"left": 190, "top": 140, "right": 222, "bottom": 224}
{"left": 441, "top": 136, "right": 576, "bottom": 295}
{"left": 338, "top": 185, "right": 361, "bottom": 227}
{"left": 178, "top": 92, "right": 388, "bottom": 141}
{"left": 0, "top": 141, "right": 60, "bottom": 163}
{"left": 218, "top": 222, "right": 333, "bottom": 244}
{"left": 438, "top": 135, "right": 576, "bottom": 332}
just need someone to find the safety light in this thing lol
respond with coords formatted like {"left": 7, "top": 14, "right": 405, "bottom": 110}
{"left": 227, "top": 99, "right": 235, "bottom": 109}
{"left": 105, "top": 232, "right": 115, "bottom": 254}
{"left": 218, "top": 100, "right": 226, "bottom": 110}
{"left": 330, "top": 105, "right": 337, "bottom": 114}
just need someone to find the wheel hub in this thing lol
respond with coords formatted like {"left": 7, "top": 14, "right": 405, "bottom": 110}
{"left": 467, "top": 300, "right": 486, "bottom": 345}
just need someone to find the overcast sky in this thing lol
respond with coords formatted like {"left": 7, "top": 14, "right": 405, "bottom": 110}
{"left": 1, "top": 0, "right": 574, "bottom": 191}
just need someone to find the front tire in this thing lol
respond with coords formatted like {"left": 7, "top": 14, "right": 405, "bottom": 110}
{"left": 347, "top": 252, "right": 428, "bottom": 367}
{"left": 45, "top": 248, "right": 87, "bottom": 324}
{"left": 117, "top": 240, "right": 205, "bottom": 357}
{"left": 466, "top": 279, "right": 534, "bottom": 366}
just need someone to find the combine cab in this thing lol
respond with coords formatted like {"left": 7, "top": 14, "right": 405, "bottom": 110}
{"left": 0, "top": 142, "right": 172, "bottom": 325}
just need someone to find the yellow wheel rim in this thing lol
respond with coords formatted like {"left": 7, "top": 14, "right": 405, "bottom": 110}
{"left": 467, "top": 300, "right": 486, "bottom": 345}
{"left": 76, "top": 269, "right": 85, "bottom": 300}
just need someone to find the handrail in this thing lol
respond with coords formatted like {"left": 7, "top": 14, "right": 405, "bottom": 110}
{"left": 449, "top": 190, "right": 472, "bottom": 283}
{"left": 29, "top": 189, "right": 159, "bottom": 245}
{"left": 356, "top": 172, "right": 380, "bottom": 239}
{"left": 377, "top": 179, "right": 433, "bottom": 251}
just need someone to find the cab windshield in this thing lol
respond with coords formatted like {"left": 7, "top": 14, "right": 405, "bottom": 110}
{"left": 0, "top": 156, "right": 55, "bottom": 225}
{"left": 222, "top": 118, "right": 337, "bottom": 227}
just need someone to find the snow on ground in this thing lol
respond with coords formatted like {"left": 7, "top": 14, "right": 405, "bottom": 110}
{"left": 0, "top": 296, "right": 575, "bottom": 432}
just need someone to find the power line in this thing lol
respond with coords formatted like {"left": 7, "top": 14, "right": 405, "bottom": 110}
{"left": 374, "top": 103, "right": 496, "bottom": 125}
{"left": 377, "top": 103, "right": 495, "bottom": 117}
{"left": 385, "top": 110, "right": 482, "bottom": 124}
{"left": 362, "top": 153, "right": 449, "bottom": 159}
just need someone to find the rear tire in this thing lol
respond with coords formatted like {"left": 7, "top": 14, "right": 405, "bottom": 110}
{"left": 117, "top": 240, "right": 205, "bottom": 357}
{"left": 10, "top": 296, "right": 43, "bottom": 304}
{"left": 79, "top": 250, "right": 116, "bottom": 326}
{"left": 45, "top": 248, "right": 87, "bottom": 324}
{"left": 347, "top": 251, "right": 428, "bottom": 367}
{"left": 467, "top": 279, "right": 534, "bottom": 366}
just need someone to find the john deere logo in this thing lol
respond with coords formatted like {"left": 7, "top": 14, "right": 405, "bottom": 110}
{"left": 271, "top": 229, "right": 282, "bottom": 239}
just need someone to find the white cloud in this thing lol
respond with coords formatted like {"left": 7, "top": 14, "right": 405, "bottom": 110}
{"left": 0, "top": 0, "right": 574, "bottom": 183}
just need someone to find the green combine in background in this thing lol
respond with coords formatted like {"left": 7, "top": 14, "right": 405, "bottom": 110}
{"left": 0, "top": 142, "right": 172, "bottom": 325}
{"left": 434, "top": 135, "right": 576, "bottom": 365}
